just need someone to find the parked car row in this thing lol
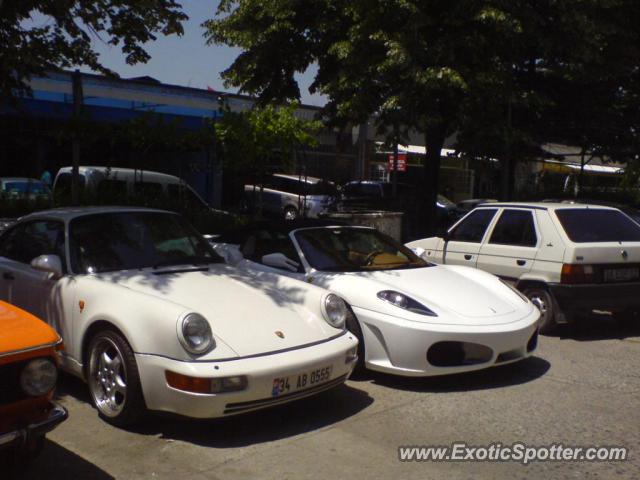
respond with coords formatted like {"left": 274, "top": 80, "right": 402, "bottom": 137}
{"left": 2, "top": 192, "right": 639, "bottom": 467}
{"left": 0, "top": 204, "right": 543, "bottom": 446}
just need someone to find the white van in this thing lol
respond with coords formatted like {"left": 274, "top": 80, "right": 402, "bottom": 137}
{"left": 244, "top": 173, "right": 337, "bottom": 220}
{"left": 53, "top": 166, "right": 210, "bottom": 212}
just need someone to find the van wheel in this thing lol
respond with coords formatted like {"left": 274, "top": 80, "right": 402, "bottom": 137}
{"left": 283, "top": 207, "right": 298, "bottom": 221}
{"left": 523, "top": 287, "right": 557, "bottom": 334}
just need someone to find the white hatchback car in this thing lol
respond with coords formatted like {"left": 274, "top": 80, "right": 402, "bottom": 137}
{"left": 212, "top": 222, "right": 540, "bottom": 377}
{"left": 0, "top": 208, "right": 358, "bottom": 426}
{"left": 407, "top": 202, "right": 640, "bottom": 333}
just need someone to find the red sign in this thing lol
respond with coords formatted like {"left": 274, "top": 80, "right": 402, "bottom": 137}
{"left": 388, "top": 154, "right": 407, "bottom": 172}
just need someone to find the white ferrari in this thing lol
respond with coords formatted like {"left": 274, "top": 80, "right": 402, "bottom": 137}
{"left": 212, "top": 221, "right": 540, "bottom": 377}
{"left": 0, "top": 208, "right": 358, "bottom": 426}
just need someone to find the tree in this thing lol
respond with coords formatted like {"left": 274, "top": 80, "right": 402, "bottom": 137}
{"left": 0, "top": 0, "right": 187, "bottom": 98}
{"left": 205, "top": 1, "right": 527, "bottom": 235}
{"left": 457, "top": 0, "right": 640, "bottom": 200}
{"left": 206, "top": 0, "right": 639, "bottom": 232}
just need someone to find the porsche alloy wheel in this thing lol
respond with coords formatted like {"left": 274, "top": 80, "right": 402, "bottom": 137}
{"left": 87, "top": 330, "right": 145, "bottom": 427}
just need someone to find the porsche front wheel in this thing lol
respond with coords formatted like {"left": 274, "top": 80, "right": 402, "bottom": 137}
{"left": 87, "top": 330, "right": 145, "bottom": 427}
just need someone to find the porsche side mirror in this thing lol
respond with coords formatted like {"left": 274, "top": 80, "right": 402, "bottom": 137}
{"left": 262, "top": 253, "right": 300, "bottom": 272}
{"left": 31, "top": 254, "right": 64, "bottom": 278}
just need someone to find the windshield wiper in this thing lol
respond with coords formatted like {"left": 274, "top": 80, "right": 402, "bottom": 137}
{"left": 153, "top": 256, "right": 218, "bottom": 269}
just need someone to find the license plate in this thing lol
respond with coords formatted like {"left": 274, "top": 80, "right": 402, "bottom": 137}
{"left": 603, "top": 267, "right": 640, "bottom": 282}
{"left": 271, "top": 365, "right": 333, "bottom": 397}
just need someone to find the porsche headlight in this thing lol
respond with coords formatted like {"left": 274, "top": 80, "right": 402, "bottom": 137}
{"left": 377, "top": 290, "right": 437, "bottom": 317}
{"left": 179, "top": 313, "right": 215, "bottom": 355}
{"left": 500, "top": 280, "right": 530, "bottom": 304}
{"left": 322, "top": 294, "right": 348, "bottom": 329}
{"left": 20, "top": 358, "right": 58, "bottom": 396}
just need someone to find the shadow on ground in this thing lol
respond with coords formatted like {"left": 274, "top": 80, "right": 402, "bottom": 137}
{"left": 350, "top": 355, "right": 551, "bottom": 393}
{"left": 55, "top": 374, "right": 373, "bottom": 449}
{"left": 15, "top": 440, "right": 114, "bottom": 480}
{"left": 555, "top": 313, "right": 640, "bottom": 342}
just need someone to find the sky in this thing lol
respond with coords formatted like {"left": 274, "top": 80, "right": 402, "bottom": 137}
{"left": 75, "top": 0, "right": 326, "bottom": 106}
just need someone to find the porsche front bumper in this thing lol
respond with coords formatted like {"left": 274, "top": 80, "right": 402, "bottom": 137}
{"left": 135, "top": 332, "right": 358, "bottom": 418}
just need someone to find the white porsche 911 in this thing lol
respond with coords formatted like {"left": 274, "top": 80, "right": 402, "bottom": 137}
{"left": 0, "top": 208, "right": 358, "bottom": 426}
{"left": 212, "top": 221, "right": 541, "bottom": 377}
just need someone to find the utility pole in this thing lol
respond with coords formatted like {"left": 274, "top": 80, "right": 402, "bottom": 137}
{"left": 71, "top": 70, "right": 84, "bottom": 206}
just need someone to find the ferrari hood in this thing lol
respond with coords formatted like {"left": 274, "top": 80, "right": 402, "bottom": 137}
{"left": 322, "top": 265, "right": 533, "bottom": 326}
{"left": 106, "top": 265, "right": 338, "bottom": 357}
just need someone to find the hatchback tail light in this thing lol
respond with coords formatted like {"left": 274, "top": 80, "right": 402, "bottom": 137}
{"left": 561, "top": 264, "right": 595, "bottom": 284}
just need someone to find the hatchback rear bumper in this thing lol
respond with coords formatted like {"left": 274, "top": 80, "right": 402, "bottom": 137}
{"left": 549, "top": 282, "right": 640, "bottom": 314}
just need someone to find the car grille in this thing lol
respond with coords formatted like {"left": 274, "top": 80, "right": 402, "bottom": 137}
{"left": 224, "top": 374, "right": 348, "bottom": 415}
{"left": 0, "top": 360, "right": 27, "bottom": 405}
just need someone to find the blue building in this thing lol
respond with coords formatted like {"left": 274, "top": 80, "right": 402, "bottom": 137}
{"left": 0, "top": 70, "right": 355, "bottom": 208}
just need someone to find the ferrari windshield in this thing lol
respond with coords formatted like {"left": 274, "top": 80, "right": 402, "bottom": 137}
{"left": 294, "top": 227, "right": 429, "bottom": 272}
{"left": 69, "top": 211, "right": 222, "bottom": 274}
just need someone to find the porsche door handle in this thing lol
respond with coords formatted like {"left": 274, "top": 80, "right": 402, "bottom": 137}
{"left": 2, "top": 272, "right": 15, "bottom": 280}
{"left": 516, "top": 260, "right": 526, "bottom": 266}
{"left": 464, "top": 254, "right": 473, "bottom": 260}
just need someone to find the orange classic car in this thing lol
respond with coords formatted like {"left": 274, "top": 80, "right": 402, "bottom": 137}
{"left": 0, "top": 300, "right": 67, "bottom": 461}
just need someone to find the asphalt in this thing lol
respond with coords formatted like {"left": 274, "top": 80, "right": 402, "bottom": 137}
{"left": 18, "top": 316, "right": 640, "bottom": 479}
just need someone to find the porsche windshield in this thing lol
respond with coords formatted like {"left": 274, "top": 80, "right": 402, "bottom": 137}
{"left": 69, "top": 211, "right": 222, "bottom": 273}
{"left": 294, "top": 227, "right": 429, "bottom": 272}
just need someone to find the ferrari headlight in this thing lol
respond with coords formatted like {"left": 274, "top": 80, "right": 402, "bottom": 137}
{"left": 322, "top": 294, "right": 348, "bottom": 329}
{"left": 179, "top": 313, "right": 215, "bottom": 355}
{"left": 500, "top": 280, "right": 530, "bottom": 304}
{"left": 377, "top": 290, "right": 437, "bottom": 317}
{"left": 20, "top": 358, "right": 58, "bottom": 397}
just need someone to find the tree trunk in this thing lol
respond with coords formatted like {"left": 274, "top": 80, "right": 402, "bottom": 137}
{"left": 421, "top": 126, "right": 445, "bottom": 237}
{"left": 577, "top": 145, "right": 586, "bottom": 199}
{"left": 71, "top": 70, "right": 83, "bottom": 206}
{"left": 500, "top": 158, "right": 510, "bottom": 201}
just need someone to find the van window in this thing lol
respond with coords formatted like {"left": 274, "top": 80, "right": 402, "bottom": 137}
{"left": 97, "top": 179, "right": 127, "bottom": 197}
{"left": 54, "top": 173, "right": 86, "bottom": 197}
{"left": 167, "top": 184, "right": 207, "bottom": 212}
{"left": 307, "top": 180, "right": 336, "bottom": 196}
{"left": 134, "top": 181, "right": 164, "bottom": 197}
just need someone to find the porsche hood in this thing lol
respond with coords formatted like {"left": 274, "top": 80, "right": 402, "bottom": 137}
{"left": 104, "top": 265, "right": 340, "bottom": 357}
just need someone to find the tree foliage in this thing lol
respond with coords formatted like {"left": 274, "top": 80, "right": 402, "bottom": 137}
{"left": 206, "top": 0, "right": 639, "bottom": 232}
{"left": 212, "top": 101, "right": 321, "bottom": 173}
{"left": 0, "top": 0, "right": 187, "bottom": 98}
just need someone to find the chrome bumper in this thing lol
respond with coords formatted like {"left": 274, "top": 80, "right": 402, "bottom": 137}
{"left": 0, "top": 403, "right": 67, "bottom": 450}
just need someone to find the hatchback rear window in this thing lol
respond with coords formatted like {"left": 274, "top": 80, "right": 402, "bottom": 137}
{"left": 555, "top": 209, "right": 640, "bottom": 243}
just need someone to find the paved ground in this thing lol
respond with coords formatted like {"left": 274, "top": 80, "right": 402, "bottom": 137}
{"left": 20, "top": 316, "right": 640, "bottom": 479}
